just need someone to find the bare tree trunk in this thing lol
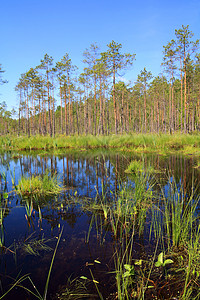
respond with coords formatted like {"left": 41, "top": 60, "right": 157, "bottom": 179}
{"left": 184, "top": 53, "right": 187, "bottom": 133}
{"left": 47, "top": 72, "right": 52, "bottom": 137}
{"left": 113, "top": 68, "right": 118, "bottom": 134}
{"left": 64, "top": 85, "right": 68, "bottom": 136}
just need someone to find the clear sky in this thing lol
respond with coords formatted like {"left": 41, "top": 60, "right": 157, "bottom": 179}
{"left": 0, "top": 0, "right": 200, "bottom": 112}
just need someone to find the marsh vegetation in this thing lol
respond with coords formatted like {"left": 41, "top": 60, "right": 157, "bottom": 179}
{"left": 1, "top": 134, "right": 200, "bottom": 156}
{"left": 0, "top": 151, "right": 200, "bottom": 299}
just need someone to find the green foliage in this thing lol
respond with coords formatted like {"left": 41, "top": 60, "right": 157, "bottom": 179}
{"left": 155, "top": 252, "right": 173, "bottom": 267}
{"left": 125, "top": 159, "right": 157, "bottom": 174}
{"left": 123, "top": 264, "right": 135, "bottom": 278}
{"left": 1, "top": 134, "right": 200, "bottom": 156}
{"left": 163, "top": 179, "right": 199, "bottom": 248}
{"left": 16, "top": 169, "right": 62, "bottom": 196}
{"left": 125, "top": 159, "right": 144, "bottom": 173}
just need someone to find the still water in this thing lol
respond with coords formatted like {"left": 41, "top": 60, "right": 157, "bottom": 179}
{"left": 0, "top": 151, "right": 199, "bottom": 299}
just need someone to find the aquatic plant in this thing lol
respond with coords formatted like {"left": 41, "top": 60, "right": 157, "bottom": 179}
{"left": 1, "top": 148, "right": 200, "bottom": 299}
{"left": 56, "top": 276, "right": 92, "bottom": 299}
{"left": 16, "top": 169, "right": 63, "bottom": 196}
{"left": 125, "top": 159, "right": 144, "bottom": 173}
{"left": 163, "top": 178, "right": 199, "bottom": 249}
{"left": 0, "top": 192, "right": 9, "bottom": 248}
{"left": 0, "top": 228, "right": 63, "bottom": 300}
{"left": 16, "top": 235, "right": 53, "bottom": 256}
{"left": 149, "top": 176, "right": 200, "bottom": 299}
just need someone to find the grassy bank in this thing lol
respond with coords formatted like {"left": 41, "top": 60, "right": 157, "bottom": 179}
{"left": 1, "top": 133, "right": 200, "bottom": 155}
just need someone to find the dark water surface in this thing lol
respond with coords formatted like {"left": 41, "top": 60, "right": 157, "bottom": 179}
{"left": 0, "top": 151, "right": 199, "bottom": 299}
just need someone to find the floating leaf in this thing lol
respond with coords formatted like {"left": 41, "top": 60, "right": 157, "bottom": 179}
{"left": 80, "top": 276, "right": 88, "bottom": 280}
{"left": 155, "top": 252, "right": 173, "bottom": 267}
{"left": 94, "top": 260, "right": 101, "bottom": 264}
{"left": 123, "top": 264, "right": 135, "bottom": 277}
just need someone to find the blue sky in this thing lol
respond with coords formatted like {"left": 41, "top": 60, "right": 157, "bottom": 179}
{"left": 0, "top": 0, "right": 200, "bottom": 112}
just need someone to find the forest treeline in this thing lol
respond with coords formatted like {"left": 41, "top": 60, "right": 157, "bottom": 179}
{"left": 1, "top": 25, "right": 200, "bottom": 136}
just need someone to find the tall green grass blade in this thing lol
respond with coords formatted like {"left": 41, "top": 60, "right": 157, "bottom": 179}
{"left": 43, "top": 227, "right": 63, "bottom": 300}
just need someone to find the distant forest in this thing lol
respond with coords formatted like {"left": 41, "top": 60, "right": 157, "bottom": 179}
{"left": 1, "top": 25, "right": 200, "bottom": 136}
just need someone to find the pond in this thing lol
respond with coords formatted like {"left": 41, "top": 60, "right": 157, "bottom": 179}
{"left": 0, "top": 151, "right": 200, "bottom": 299}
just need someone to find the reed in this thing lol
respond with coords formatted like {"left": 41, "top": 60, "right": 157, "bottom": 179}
{"left": 80, "top": 171, "right": 200, "bottom": 299}
{"left": 150, "top": 175, "right": 200, "bottom": 299}
{"left": 162, "top": 177, "right": 199, "bottom": 249}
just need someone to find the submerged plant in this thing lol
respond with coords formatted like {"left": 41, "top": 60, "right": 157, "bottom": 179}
{"left": 17, "top": 236, "right": 53, "bottom": 256}
{"left": 0, "top": 227, "right": 63, "bottom": 300}
{"left": 56, "top": 276, "right": 92, "bottom": 300}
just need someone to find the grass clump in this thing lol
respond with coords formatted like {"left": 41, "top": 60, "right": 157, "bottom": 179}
{"left": 125, "top": 159, "right": 157, "bottom": 174}
{"left": 125, "top": 160, "right": 144, "bottom": 173}
{"left": 16, "top": 170, "right": 63, "bottom": 196}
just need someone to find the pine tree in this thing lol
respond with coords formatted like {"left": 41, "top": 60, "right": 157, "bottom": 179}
{"left": 103, "top": 41, "right": 135, "bottom": 134}
{"left": 175, "top": 25, "right": 199, "bottom": 133}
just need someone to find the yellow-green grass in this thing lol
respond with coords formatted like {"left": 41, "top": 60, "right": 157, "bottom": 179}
{"left": 16, "top": 170, "right": 63, "bottom": 196}
{"left": 125, "top": 159, "right": 160, "bottom": 174}
{"left": 1, "top": 133, "right": 200, "bottom": 155}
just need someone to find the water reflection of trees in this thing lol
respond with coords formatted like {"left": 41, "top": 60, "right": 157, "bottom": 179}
{"left": 6, "top": 152, "right": 200, "bottom": 200}
{"left": 1, "top": 152, "right": 200, "bottom": 231}
{"left": 1, "top": 151, "right": 200, "bottom": 299}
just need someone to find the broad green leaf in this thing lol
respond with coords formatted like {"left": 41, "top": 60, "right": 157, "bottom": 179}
{"left": 155, "top": 261, "right": 162, "bottom": 267}
{"left": 157, "top": 252, "right": 164, "bottom": 264}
